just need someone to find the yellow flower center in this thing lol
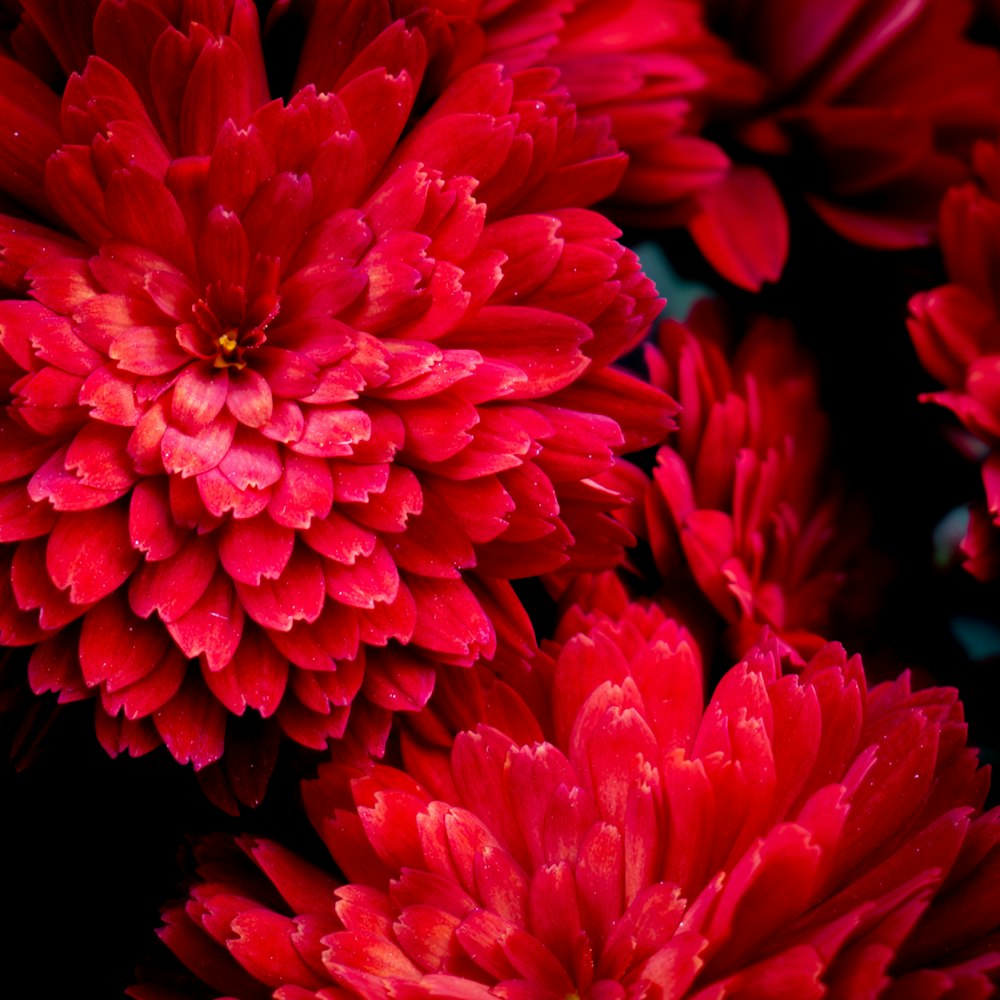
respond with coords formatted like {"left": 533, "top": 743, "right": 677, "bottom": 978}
{"left": 214, "top": 330, "right": 246, "bottom": 369}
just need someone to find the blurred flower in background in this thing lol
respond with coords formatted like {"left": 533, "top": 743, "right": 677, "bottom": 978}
{"left": 644, "top": 302, "right": 882, "bottom": 660}
{"left": 496, "top": 0, "right": 1000, "bottom": 288}
{"left": 910, "top": 134, "right": 1000, "bottom": 582}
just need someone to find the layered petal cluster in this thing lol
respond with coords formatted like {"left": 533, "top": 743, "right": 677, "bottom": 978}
{"left": 386, "top": 0, "right": 776, "bottom": 290}
{"left": 699, "top": 0, "right": 1000, "bottom": 271}
{"left": 471, "top": 0, "right": 1000, "bottom": 288}
{"left": 645, "top": 305, "right": 876, "bottom": 658}
{"left": 0, "top": 0, "right": 671, "bottom": 773}
{"left": 909, "top": 136, "right": 1000, "bottom": 581}
{"left": 518, "top": 0, "right": 781, "bottom": 291}
{"left": 132, "top": 601, "right": 1000, "bottom": 999}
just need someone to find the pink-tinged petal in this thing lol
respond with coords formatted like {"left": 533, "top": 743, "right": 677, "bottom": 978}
{"left": 418, "top": 476, "right": 511, "bottom": 546}
{"left": 576, "top": 822, "right": 624, "bottom": 954}
{"left": 447, "top": 306, "right": 592, "bottom": 399}
{"left": 228, "top": 910, "right": 328, "bottom": 990}
{"left": 390, "top": 490, "right": 476, "bottom": 579}
{"left": 339, "top": 54, "right": 420, "bottom": 182}
{"left": 452, "top": 727, "right": 525, "bottom": 864}
{"left": 171, "top": 363, "right": 229, "bottom": 434}
{"left": 102, "top": 644, "right": 188, "bottom": 721}
{"left": 217, "top": 429, "right": 283, "bottom": 492}
{"left": 0, "top": 299, "right": 100, "bottom": 375}
{"left": 166, "top": 570, "right": 244, "bottom": 671}
{"left": 260, "top": 399, "right": 304, "bottom": 445}
{"left": 270, "top": 607, "right": 357, "bottom": 670}
{"left": 432, "top": 405, "right": 544, "bottom": 480}
{"left": 348, "top": 401, "right": 403, "bottom": 463}
{"left": 0, "top": 415, "right": 54, "bottom": 485}
{"left": 324, "top": 538, "right": 400, "bottom": 610}
{"left": 242, "top": 837, "right": 342, "bottom": 917}
{"left": 235, "top": 545, "right": 326, "bottom": 632}
{"left": 293, "top": 404, "right": 372, "bottom": 458}
{"left": 501, "top": 925, "right": 576, "bottom": 997}
{"left": 391, "top": 905, "right": 464, "bottom": 975}
{"left": 197, "top": 204, "right": 250, "bottom": 289}
{"left": 583, "top": 704, "right": 659, "bottom": 834}
{"left": 551, "top": 367, "right": 677, "bottom": 453}
{"left": 527, "top": 861, "right": 583, "bottom": 972}
{"left": 242, "top": 171, "right": 314, "bottom": 268}
{"left": 180, "top": 34, "right": 256, "bottom": 156}
{"left": 358, "top": 581, "right": 417, "bottom": 647}
{"left": 78, "top": 364, "right": 142, "bottom": 425}
{"left": 79, "top": 589, "right": 169, "bottom": 691}
{"left": 0, "top": 481, "right": 59, "bottom": 542}
{"left": 332, "top": 462, "right": 389, "bottom": 504}
{"left": 108, "top": 326, "right": 190, "bottom": 375}
{"left": 94, "top": 712, "right": 161, "bottom": 761}
{"left": 196, "top": 467, "right": 272, "bottom": 520}
{"left": 11, "top": 367, "right": 87, "bottom": 437}
{"left": 153, "top": 674, "right": 226, "bottom": 769}
{"left": 11, "top": 537, "right": 93, "bottom": 630}
{"left": 46, "top": 504, "right": 140, "bottom": 605}
{"left": 452, "top": 907, "right": 521, "bottom": 982}
{"left": 409, "top": 577, "right": 495, "bottom": 661}
{"left": 323, "top": 929, "right": 422, "bottom": 993}
{"left": 104, "top": 166, "right": 195, "bottom": 273}
{"left": 348, "top": 465, "right": 423, "bottom": 533}
{"left": 0, "top": 54, "right": 63, "bottom": 213}
{"left": 601, "top": 883, "right": 689, "bottom": 981}
{"left": 226, "top": 367, "right": 273, "bottom": 428}
{"left": 219, "top": 515, "right": 294, "bottom": 586}
{"left": 304, "top": 510, "right": 376, "bottom": 565}
{"left": 129, "top": 532, "right": 217, "bottom": 623}
{"left": 128, "top": 399, "right": 169, "bottom": 475}
{"left": 25, "top": 628, "right": 87, "bottom": 699}
{"left": 268, "top": 452, "right": 333, "bottom": 528}
{"left": 129, "top": 478, "right": 186, "bottom": 560}
{"left": 161, "top": 409, "right": 237, "bottom": 477}
{"left": 221, "top": 630, "right": 289, "bottom": 720}
{"left": 64, "top": 421, "right": 138, "bottom": 491}
{"left": 361, "top": 647, "right": 434, "bottom": 712}
{"left": 145, "top": 903, "right": 267, "bottom": 999}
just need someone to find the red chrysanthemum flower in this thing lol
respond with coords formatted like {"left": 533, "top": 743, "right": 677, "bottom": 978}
{"left": 910, "top": 135, "right": 1000, "bottom": 581}
{"left": 0, "top": 0, "right": 672, "bottom": 776}
{"left": 644, "top": 304, "right": 878, "bottom": 659}
{"left": 131, "top": 600, "right": 1000, "bottom": 999}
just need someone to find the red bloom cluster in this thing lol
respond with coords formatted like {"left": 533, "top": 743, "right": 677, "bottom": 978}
{"left": 499, "top": 0, "right": 1000, "bottom": 288}
{"left": 910, "top": 135, "right": 1000, "bottom": 580}
{"left": 0, "top": 0, "right": 673, "bottom": 772}
{"left": 644, "top": 304, "right": 875, "bottom": 658}
{"left": 523, "top": 0, "right": 774, "bottom": 289}
{"left": 132, "top": 598, "right": 1000, "bottom": 999}
{"left": 702, "top": 0, "right": 1000, "bottom": 264}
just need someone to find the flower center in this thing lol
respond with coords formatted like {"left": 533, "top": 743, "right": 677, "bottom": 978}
{"left": 214, "top": 329, "right": 245, "bottom": 369}
{"left": 178, "top": 279, "right": 281, "bottom": 369}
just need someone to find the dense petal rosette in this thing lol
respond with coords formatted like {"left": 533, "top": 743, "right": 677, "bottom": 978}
{"left": 132, "top": 601, "right": 1000, "bottom": 999}
{"left": 0, "top": 0, "right": 672, "bottom": 777}
{"left": 644, "top": 304, "right": 879, "bottom": 658}
{"left": 909, "top": 135, "right": 1000, "bottom": 580}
